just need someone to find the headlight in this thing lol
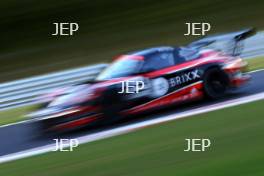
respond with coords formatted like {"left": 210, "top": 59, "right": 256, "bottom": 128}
{"left": 27, "top": 107, "right": 81, "bottom": 120}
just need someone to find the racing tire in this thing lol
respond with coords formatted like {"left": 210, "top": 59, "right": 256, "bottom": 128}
{"left": 100, "top": 87, "right": 125, "bottom": 125}
{"left": 203, "top": 68, "right": 229, "bottom": 99}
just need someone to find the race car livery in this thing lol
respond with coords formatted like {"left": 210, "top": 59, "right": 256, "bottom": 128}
{"left": 28, "top": 28, "right": 255, "bottom": 132}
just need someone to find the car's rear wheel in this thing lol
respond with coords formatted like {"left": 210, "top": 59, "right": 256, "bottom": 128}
{"left": 203, "top": 68, "right": 229, "bottom": 99}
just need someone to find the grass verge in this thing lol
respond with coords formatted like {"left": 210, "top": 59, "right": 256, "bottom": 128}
{"left": 0, "top": 105, "right": 36, "bottom": 126}
{"left": 248, "top": 56, "right": 264, "bottom": 71}
{"left": 0, "top": 100, "right": 264, "bottom": 175}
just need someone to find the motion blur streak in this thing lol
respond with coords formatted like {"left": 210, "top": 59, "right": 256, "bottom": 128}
{"left": 0, "top": 0, "right": 263, "bottom": 83}
{"left": 1, "top": 89, "right": 264, "bottom": 164}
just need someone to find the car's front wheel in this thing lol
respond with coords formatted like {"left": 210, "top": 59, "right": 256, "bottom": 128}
{"left": 99, "top": 87, "right": 125, "bottom": 124}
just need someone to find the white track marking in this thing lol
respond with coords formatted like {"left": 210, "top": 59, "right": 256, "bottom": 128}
{"left": 0, "top": 91, "right": 264, "bottom": 164}
{"left": 248, "top": 68, "right": 264, "bottom": 74}
{"left": 0, "top": 120, "right": 33, "bottom": 128}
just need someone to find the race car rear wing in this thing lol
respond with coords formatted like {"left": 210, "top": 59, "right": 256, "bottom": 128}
{"left": 187, "top": 28, "right": 256, "bottom": 56}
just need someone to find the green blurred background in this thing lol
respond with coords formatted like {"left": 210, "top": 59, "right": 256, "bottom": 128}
{"left": 0, "top": 0, "right": 264, "bottom": 82}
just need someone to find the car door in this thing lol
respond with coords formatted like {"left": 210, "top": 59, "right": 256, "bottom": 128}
{"left": 141, "top": 51, "right": 176, "bottom": 98}
{"left": 144, "top": 48, "right": 202, "bottom": 99}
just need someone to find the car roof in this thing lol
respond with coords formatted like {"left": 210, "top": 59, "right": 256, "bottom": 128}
{"left": 128, "top": 46, "right": 175, "bottom": 57}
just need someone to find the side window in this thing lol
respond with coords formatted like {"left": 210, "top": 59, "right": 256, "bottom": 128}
{"left": 173, "top": 49, "right": 186, "bottom": 65}
{"left": 141, "top": 52, "right": 175, "bottom": 72}
{"left": 174, "top": 47, "right": 201, "bottom": 64}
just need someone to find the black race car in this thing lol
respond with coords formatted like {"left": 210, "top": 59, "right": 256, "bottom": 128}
{"left": 28, "top": 29, "right": 255, "bottom": 132}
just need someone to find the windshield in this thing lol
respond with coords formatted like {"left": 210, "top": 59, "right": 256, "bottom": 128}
{"left": 96, "top": 58, "right": 143, "bottom": 80}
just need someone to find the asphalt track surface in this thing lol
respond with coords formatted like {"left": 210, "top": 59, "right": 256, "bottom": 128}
{"left": 0, "top": 70, "right": 264, "bottom": 157}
